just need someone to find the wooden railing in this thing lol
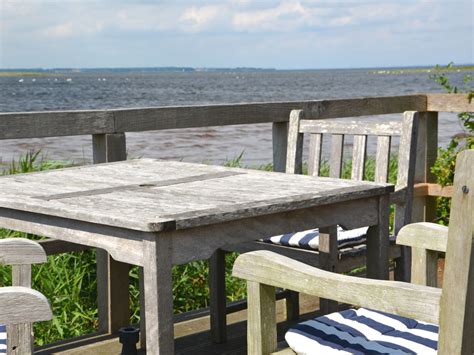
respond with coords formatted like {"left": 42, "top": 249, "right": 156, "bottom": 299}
{"left": 0, "top": 93, "right": 472, "bottom": 341}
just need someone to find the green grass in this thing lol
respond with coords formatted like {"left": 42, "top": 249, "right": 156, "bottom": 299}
{"left": 0, "top": 151, "right": 401, "bottom": 345}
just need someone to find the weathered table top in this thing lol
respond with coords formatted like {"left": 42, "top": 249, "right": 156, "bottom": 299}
{"left": 0, "top": 159, "right": 393, "bottom": 232}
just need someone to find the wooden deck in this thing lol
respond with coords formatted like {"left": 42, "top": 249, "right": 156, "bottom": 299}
{"left": 36, "top": 294, "right": 320, "bottom": 354}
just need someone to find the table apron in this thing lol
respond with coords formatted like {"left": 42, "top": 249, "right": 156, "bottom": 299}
{"left": 166, "top": 196, "right": 380, "bottom": 265}
{"left": 0, "top": 208, "right": 145, "bottom": 266}
{"left": 0, "top": 196, "right": 380, "bottom": 267}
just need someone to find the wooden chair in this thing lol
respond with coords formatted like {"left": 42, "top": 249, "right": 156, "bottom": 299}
{"left": 0, "top": 239, "right": 52, "bottom": 355}
{"left": 233, "top": 148, "right": 474, "bottom": 355}
{"left": 209, "top": 109, "right": 419, "bottom": 342}
{"left": 260, "top": 109, "right": 418, "bottom": 277}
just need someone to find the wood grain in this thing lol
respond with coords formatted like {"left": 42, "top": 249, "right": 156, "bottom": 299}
{"left": 233, "top": 250, "right": 441, "bottom": 324}
{"left": 0, "top": 287, "right": 52, "bottom": 325}
{"left": 438, "top": 150, "right": 474, "bottom": 354}
{"left": 396, "top": 222, "right": 448, "bottom": 252}
{"left": 426, "top": 93, "right": 474, "bottom": 113}
{"left": 0, "top": 239, "right": 46, "bottom": 265}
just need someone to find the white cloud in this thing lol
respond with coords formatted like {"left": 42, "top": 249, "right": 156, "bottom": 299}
{"left": 232, "top": 1, "right": 311, "bottom": 31}
{"left": 180, "top": 5, "right": 222, "bottom": 32}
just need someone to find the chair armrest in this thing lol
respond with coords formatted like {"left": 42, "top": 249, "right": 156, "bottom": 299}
{"left": 0, "top": 238, "right": 47, "bottom": 265}
{"left": 396, "top": 222, "right": 448, "bottom": 252}
{"left": 233, "top": 250, "right": 441, "bottom": 324}
{"left": 0, "top": 287, "right": 52, "bottom": 325}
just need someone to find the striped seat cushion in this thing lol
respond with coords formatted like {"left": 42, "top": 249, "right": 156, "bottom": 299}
{"left": 0, "top": 324, "right": 6, "bottom": 354}
{"left": 262, "top": 226, "right": 371, "bottom": 256}
{"left": 285, "top": 308, "right": 438, "bottom": 354}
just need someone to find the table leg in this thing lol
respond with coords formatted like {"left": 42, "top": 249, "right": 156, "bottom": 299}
{"left": 209, "top": 249, "right": 227, "bottom": 343}
{"left": 142, "top": 238, "right": 174, "bottom": 354}
{"left": 367, "top": 195, "right": 390, "bottom": 280}
{"left": 97, "top": 249, "right": 130, "bottom": 334}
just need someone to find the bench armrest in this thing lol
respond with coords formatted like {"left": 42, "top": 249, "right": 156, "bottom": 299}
{"left": 0, "top": 287, "right": 52, "bottom": 325}
{"left": 233, "top": 250, "right": 441, "bottom": 324}
{"left": 0, "top": 238, "right": 47, "bottom": 265}
{"left": 397, "top": 222, "right": 448, "bottom": 253}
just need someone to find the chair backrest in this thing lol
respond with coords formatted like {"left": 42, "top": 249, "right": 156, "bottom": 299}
{"left": 438, "top": 149, "right": 474, "bottom": 354}
{"left": 285, "top": 110, "right": 419, "bottom": 234}
{"left": 0, "top": 238, "right": 50, "bottom": 355}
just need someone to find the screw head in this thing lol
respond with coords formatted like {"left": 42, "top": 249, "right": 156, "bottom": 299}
{"left": 462, "top": 185, "right": 469, "bottom": 194}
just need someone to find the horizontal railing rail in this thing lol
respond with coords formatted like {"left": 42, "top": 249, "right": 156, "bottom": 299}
{"left": 0, "top": 94, "right": 470, "bottom": 140}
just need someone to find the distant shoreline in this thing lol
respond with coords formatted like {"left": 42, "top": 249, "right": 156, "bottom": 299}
{"left": 1, "top": 64, "right": 473, "bottom": 76}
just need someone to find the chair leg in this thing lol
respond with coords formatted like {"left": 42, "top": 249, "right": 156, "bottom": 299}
{"left": 209, "top": 249, "right": 227, "bottom": 343}
{"left": 285, "top": 290, "right": 300, "bottom": 321}
{"left": 319, "top": 226, "right": 339, "bottom": 314}
{"left": 394, "top": 246, "right": 412, "bottom": 282}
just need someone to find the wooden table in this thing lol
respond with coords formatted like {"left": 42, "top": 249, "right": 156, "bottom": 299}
{"left": 0, "top": 159, "right": 393, "bottom": 354}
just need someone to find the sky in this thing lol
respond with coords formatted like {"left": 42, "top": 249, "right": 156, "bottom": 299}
{"left": 0, "top": 0, "right": 472, "bottom": 69}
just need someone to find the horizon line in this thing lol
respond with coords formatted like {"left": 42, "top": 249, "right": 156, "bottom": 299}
{"left": 1, "top": 63, "right": 473, "bottom": 72}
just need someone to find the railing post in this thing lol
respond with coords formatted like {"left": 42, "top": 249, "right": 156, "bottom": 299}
{"left": 272, "top": 121, "right": 288, "bottom": 172}
{"left": 92, "top": 133, "right": 131, "bottom": 334}
{"left": 412, "top": 112, "right": 438, "bottom": 223}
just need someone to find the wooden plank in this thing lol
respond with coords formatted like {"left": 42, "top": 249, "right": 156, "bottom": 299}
{"left": 393, "top": 111, "right": 419, "bottom": 281}
{"left": 272, "top": 122, "right": 288, "bottom": 173}
{"left": 414, "top": 183, "right": 453, "bottom": 198}
{"left": 0, "top": 287, "right": 52, "bottom": 325}
{"left": 329, "top": 134, "right": 344, "bottom": 178}
{"left": 0, "top": 95, "right": 426, "bottom": 140}
{"left": 438, "top": 150, "right": 474, "bottom": 354}
{"left": 0, "top": 111, "right": 114, "bottom": 139}
{"left": 411, "top": 112, "right": 438, "bottom": 224}
{"left": 285, "top": 110, "right": 304, "bottom": 174}
{"left": 300, "top": 120, "right": 402, "bottom": 136}
{"left": 426, "top": 93, "right": 474, "bottom": 112}
{"left": 374, "top": 136, "right": 391, "bottom": 183}
{"left": 247, "top": 281, "right": 277, "bottom": 355}
{"left": 410, "top": 247, "right": 438, "bottom": 287}
{"left": 114, "top": 95, "right": 427, "bottom": 133}
{"left": 307, "top": 134, "right": 322, "bottom": 176}
{"left": 233, "top": 250, "right": 442, "bottom": 325}
{"left": 397, "top": 222, "right": 448, "bottom": 252}
{"left": 0, "top": 238, "right": 46, "bottom": 265}
{"left": 351, "top": 135, "right": 367, "bottom": 181}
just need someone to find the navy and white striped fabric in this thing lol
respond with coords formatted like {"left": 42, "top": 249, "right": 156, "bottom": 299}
{"left": 285, "top": 308, "right": 438, "bottom": 354}
{"left": 0, "top": 324, "right": 6, "bottom": 354}
{"left": 262, "top": 226, "right": 371, "bottom": 256}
